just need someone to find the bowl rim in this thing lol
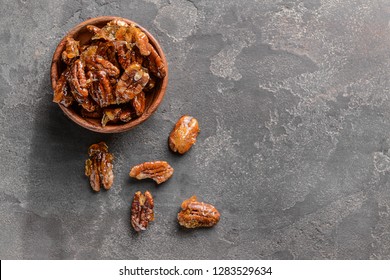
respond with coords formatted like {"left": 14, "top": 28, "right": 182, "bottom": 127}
{"left": 50, "top": 16, "right": 168, "bottom": 133}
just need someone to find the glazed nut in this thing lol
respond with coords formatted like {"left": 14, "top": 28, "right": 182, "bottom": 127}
{"left": 85, "top": 142, "right": 114, "bottom": 192}
{"left": 62, "top": 37, "right": 80, "bottom": 65}
{"left": 129, "top": 161, "right": 174, "bottom": 184}
{"left": 177, "top": 196, "right": 220, "bottom": 228}
{"left": 115, "top": 63, "right": 149, "bottom": 104}
{"left": 101, "top": 107, "right": 132, "bottom": 127}
{"left": 131, "top": 191, "right": 154, "bottom": 232}
{"left": 169, "top": 115, "right": 200, "bottom": 154}
{"left": 85, "top": 55, "right": 120, "bottom": 77}
{"left": 88, "top": 70, "right": 116, "bottom": 108}
{"left": 131, "top": 91, "right": 146, "bottom": 116}
{"left": 53, "top": 70, "right": 73, "bottom": 107}
{"left": 54, "top": 19, "right": 166, "bottom": 127}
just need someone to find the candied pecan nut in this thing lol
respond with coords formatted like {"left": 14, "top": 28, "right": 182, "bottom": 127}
{"left": 101, "top": 108, "right": 121, "bottom": 127}
{"left": 85, "top": 158, "right": 99, "bottom": 191}
{"left": 114, "top": 26, "right": 128, "bottom": 41}
{"left": 89, "top": 71, "right": 116, "bottom": 108}
{"left": 109, "top": 19, "right": 129, "bottom": 27}
{"left": 146, "top": 46, "right": 166, "bottom": 78}
{"left": 119, "top": 108, "right": 132, "bottom": 122}
{"left": 111, "top": 23, "right": 151, "bottom": 55}
{"left": 169, "top": 115, "right": 200, "bottom": 154}
{"left": 131, "top": 26, "right": 151, "bottom": 56}
{"left": 68, "top": 60, "right": 98, "bottom": 112}
{"left": 87, "top": 24, "right": 116, "bottom": 41}
{"left": 131, "top": 191, "right": 154, "bottom": 232}
{"left": 115, "top": 63, "right": 149, "bottom": 104}
{"left": 62, "top": 37, "right": 80, "bottom": 65}
{"left": 131, "top": 91, "right": 146, "bottom": 117}
{"left": 93, "top": 41, "right": 121, "bottom": 70}
{"left": 88, "top": 20, "right": 129, "bottom": 42}
{"left": 101, "top": 108, "right": 120, "bottom": 127}
{"left": 114, "top": 41, "right": 144, "bottom": 70}
{"left": 68, "top": 59, "right": 89, "bottom": 99}
{"left": 115, "top": 25, "right": 134, "bottom": 42}
{"left": 85, "top": 142, "right": 114, "bottom": 191}
{"left": 129, "top": 161, "right": 174, "bottom": 184}
{"left": 101, "top": 107, "right": 132, "bottom": 127}
{"left": 80, "top": 45, "right": 98, "bottom": 60}
{"left": 178, "top": 196, "right": 220, "bottom": 228}
{"left": 87, "top": 25, "right": 105, "bottom": 38}
{"left": 129, "top": 47, "right": 144, "bottom": 65}
{"left": 85, "top": 55, "right": 120, "bottom": 77}
{"left": 53, "top": 70, "right": 74, "bottom": 107}
{"left": 88, "top": 20, "right": 150, "bottom": 57}
{"left": 100, "top": 152, "right": 114, "bottom": 189}
{"left": 114, "top": 41, "right": 132, "bottom": 70}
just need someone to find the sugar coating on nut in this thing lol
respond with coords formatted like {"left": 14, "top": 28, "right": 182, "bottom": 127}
{"left": 131, "top": 190, "right": 154, "bottom": 232}
{"left": 115, "top": 63, "right": 149, "bottom": 104}
{"left": 129, "top": 161, "right": 174, "bottom": 184}
{"left": 169, "top": 115, "right": 200, "bottom": 154}
{"left": 62, "top": 37, "right": 80, "bottom": 65}
{"left": 53, "top": 19, "right": 166, "bottom": 127}
{"left": 131, "top": 91, "right": 146, "bottom": 116}
{"left": 85, "top": 142, "right": 114, "bottom": 192}
{"left": 178, "top": 196, "right": 220, "bottom": 228}
{"left": 53, "top": 70, "right": 73, "bottom": 107}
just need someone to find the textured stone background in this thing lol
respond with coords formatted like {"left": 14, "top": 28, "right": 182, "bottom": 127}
{"left": 1, "top": 0, "right": 390, "bottom": 259}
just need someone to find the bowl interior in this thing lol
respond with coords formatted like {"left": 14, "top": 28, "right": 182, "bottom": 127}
{"left": 51, "top": 16, "right": 168, "bottom": 133}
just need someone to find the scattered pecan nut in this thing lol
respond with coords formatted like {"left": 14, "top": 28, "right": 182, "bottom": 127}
{"left": 131, "top": 190, "right": 155, "bottom": 232}
{"left": 85, "top": 142, "right": 114, "bottom": 192}
{"left": 178, "top": 196, "right": 220, "bottom": 228}
{"left": 129, "top": 161, "right": 174, "bottom": 184}
{"left": 169, "top": 115, "right": 200, "bottom": 154}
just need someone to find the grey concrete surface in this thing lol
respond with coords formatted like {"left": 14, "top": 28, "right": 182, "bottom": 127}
{"left": 1, "top": 0, "right": 390, "bottom": 259}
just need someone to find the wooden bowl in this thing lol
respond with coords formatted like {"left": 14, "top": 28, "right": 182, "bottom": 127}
{"left": 50, "top": 16, "right": 168, "bottom": 133}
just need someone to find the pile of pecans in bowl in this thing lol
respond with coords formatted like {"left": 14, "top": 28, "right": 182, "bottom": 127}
{"left": 53, "top": 19, "right": 166, "bottom": 127}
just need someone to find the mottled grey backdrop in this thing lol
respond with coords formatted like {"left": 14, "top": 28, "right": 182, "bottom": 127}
{"left": 1, "top": 0, "right": 390, "bottom": 259}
